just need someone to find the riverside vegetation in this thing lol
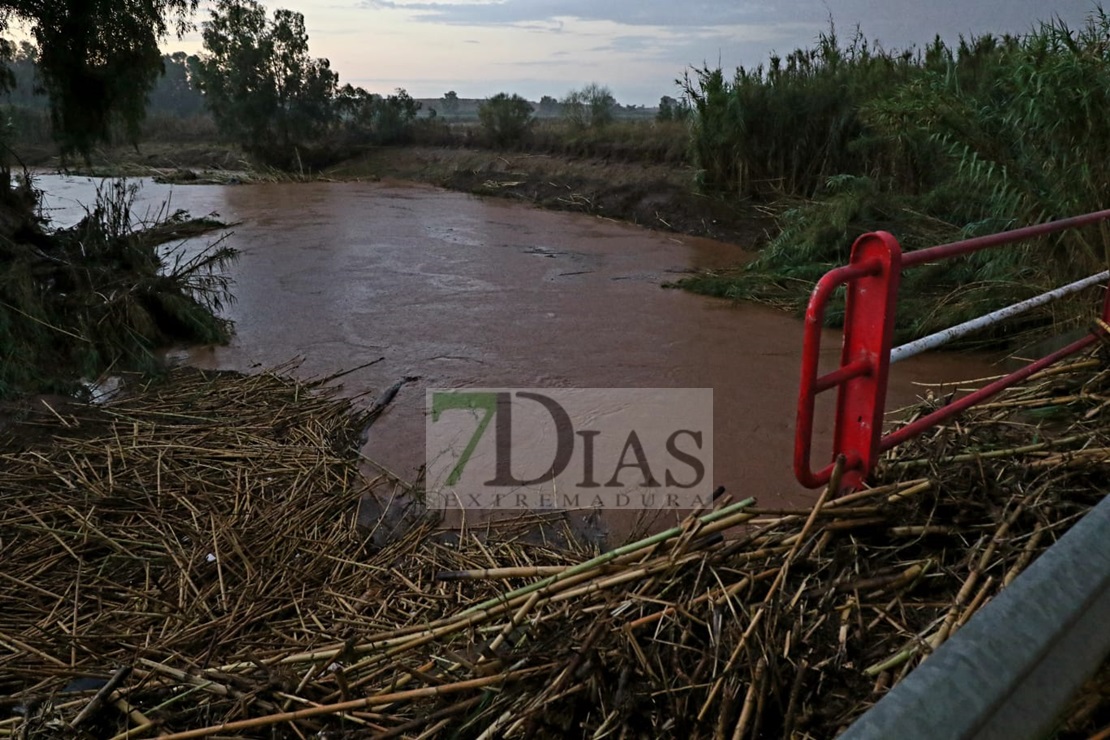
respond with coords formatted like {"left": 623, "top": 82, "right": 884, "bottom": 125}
{"left": 0, "top": 177, "right": 233, "bottom": 398}
{"left": 678, "top": 13, "right": 1110, "bottom": 348}
{"left": 3, "top": 5, "right": 1108, "bottom": 395}
{"left": 0, "top": 0, "right": 238, "bottom": 400}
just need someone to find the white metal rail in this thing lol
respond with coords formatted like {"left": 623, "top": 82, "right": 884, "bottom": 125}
{"left": 890, "top": 270, "right": 1110, "bottom": 364}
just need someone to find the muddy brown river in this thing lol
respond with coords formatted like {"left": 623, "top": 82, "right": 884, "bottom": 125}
{"left": 40, "top": 175, "right": 996, "bottom": 537}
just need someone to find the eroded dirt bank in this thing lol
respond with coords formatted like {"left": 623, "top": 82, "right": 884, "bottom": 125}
{"left": 328, "top": 146, "right": 770, "bottom": 246}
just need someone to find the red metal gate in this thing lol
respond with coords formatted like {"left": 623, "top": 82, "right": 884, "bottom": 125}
{"left": 795, "top": 210, "right": 1110, "bottom": 492}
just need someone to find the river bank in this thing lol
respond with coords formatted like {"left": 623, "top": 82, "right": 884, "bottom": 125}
{"left": 33, "top": 142, "right": 770, "bottom": 248}
{"left": 7, "top": 146, "right": 1106, "bottom": 740}
{"left": 11, "top": 171, "right": 1003, "bottom": 526}
{"left": 327, "top": 146, "right": 770, "bottom": 247}
{"left": 0, "top": 174, "right": 234, "bottom": 401}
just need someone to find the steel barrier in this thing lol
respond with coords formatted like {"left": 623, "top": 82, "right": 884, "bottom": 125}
{"left": 841, "top": 493, "right": 1110, "bottom": 739}
{"left": 795, "top": 209, "right": 1110, "bottom": 491}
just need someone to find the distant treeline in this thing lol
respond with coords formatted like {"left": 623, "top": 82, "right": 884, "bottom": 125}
{"left": 418, "top": 92, "right": 659, "bottom": 122}
{"left": 3, "top": 47, "right": 212, "bottom": 150}
{"left": 4, "top": 46, "right": 205, "bottom": 118}
{"left": 1, "top": 36, "right": 662, "bottom": 157}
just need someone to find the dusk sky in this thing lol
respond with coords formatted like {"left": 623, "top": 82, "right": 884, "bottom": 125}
{"left": 173, "top": 1, "right": 1102, "bottom": 104}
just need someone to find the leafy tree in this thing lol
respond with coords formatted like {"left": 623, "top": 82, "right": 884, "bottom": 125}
{"left": 0, "top": 0, "right": 197, "bottom": 158}
{"left": 657, "top": 95, "right": 690, "bottom": 123}
{"left": 442, "top": 90, "right": 459, "bottom": 115}
{"left": 335, "top": 83, "right": 370, "bottom": 116}
{"left": 562, "top": 83, "right": 615, "bottom": 129}
{"left": 657, "top": 96, "right": 674, "bottom": 121}
{"left": 2, "top": 42, "right": 42, "bottom": 109}
{"left": 372, "top": 89, "right": 420, "bottom": 144}
{"left": 193, "top": 0, "right": 338, "bottom": 162}
{"left": 147, "top": 52, "right": 205, "bottom": 117}
{"left": 478, "top": 93, "right": 534, "bottom": 147}
{"left": 537, "top": 95, "right": 560, "bottom": 116}
{"left": 335, "top": 84, "right": 420, "bottom": 145}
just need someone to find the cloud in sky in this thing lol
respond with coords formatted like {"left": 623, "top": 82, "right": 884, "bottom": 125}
{"left": 174, "top": 0, "right": 1103, "bottom": 104}
{"left": 359, "top": 0, "right": 773, "bottom": 28}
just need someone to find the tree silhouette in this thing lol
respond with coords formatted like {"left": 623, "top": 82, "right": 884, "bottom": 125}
{"left": 193, "top": 0, "right": 338, "bottom": 163}
{"left": 1, "top": 0, "right": 197, "bottom": 157}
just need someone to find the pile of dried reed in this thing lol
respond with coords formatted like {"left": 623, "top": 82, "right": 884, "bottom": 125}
{"left": 1, "top": 355, "right": 1107, "bottom": 739}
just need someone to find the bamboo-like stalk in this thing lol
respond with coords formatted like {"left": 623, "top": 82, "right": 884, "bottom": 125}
{"left": 698, "top": 456, "right": 842, "bottom": 722}
{"left": 885, "top": 434, "right": 1091, "bottom": 469}
{"left": 456, "top": 499, "right": 756, "bottom": 619}
{"left": 3, "top": 353, "right": 1108, "bottom": 739}
{"left": 731, "top": 659, "right": 766, "bottom": 740}
{"left": 928, "top": 504, "right": 1022, "bottom": 653}
{"left": 435, "top": 566, "right": 569, "bottom": 581}
{"left": 70, "top": 666, "right": 132, "bottom": 728}
{"left": 105, "top": 721, "right": 158, "bottom": 740}
{"left": 157, "top": 668, "right": 551, "bottom": 740}
{"left": 1004, "top": 526, "right": 1045, "bottom": 587}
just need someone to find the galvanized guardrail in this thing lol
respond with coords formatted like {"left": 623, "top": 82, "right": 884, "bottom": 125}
{"left": 841, "top": 493, "right": 1110, "bottom": 739}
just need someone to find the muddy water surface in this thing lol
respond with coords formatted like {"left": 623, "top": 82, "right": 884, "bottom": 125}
{"left": 40, "top": 175, "right": 997, "bottom": 535}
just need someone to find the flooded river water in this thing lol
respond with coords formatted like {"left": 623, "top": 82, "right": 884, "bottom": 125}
{"left": 39, "top": 174, "right": 997, "bottom": 534}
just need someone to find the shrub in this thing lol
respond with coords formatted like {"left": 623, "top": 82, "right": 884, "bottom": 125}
{"left": 478, "top": 93, "right": 534, "bottom": 147}
{"left": 682, "top": 25, "right": 918, "bottom": 198}
{"left": 562, "top": 83, "right": 616, "bottom": 130}
{"left": 0, "top": 178, "right": 235, "bottom": 397}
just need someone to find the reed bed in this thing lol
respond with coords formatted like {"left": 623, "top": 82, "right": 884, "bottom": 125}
{"left": 681, "top": 12, "right": 1110, "bottom": 347}
{"left": 1, "top": 356, "right": 1108, "bottom": 738}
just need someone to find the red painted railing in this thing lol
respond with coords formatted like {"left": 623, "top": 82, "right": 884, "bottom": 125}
{"left": 795, "top": 210, "right": 1110, "bottom": 492}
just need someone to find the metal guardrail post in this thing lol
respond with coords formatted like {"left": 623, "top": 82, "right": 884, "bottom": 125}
{"left": 795, "top": 262, "right": 881, "bottom": 488}
{"left": 841, "top": 494, "right": 1110, "bottom": 740}
{"left": 794, "top": 234, "right": 902, "bottom": 490}
{"left": 832, "top": 232, "right": 902, "bottom": 491}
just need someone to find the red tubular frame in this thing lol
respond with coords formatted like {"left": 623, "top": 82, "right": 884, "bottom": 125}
{"left": 795, "top": 210, "right": 1110, "bottom": 491}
